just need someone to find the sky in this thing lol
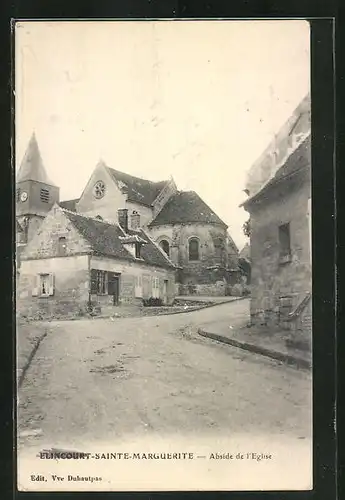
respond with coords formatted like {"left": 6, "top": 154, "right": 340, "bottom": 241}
{"left": 15, "top": 20, "right": 310, "bottom": 250}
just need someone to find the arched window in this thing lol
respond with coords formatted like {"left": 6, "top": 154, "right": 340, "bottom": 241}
{"left": 159, "top": 240, "right": 170, "bottom": 257}
{"left": 189, "top": 238, "right": 200, "bottom": 261}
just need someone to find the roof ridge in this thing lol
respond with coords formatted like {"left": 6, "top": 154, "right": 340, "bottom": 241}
{"left": 61, "top": 208, "right": 117, "bottom": 226}
{"left": 148, "top": 190, "right": 227, "bottom": 228}
{"left": 106, "top": 166, "right": 168, "bottom": 185}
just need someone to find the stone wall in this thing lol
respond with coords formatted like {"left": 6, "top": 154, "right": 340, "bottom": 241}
{"left": 178, "top": 282, "right": 226, "bottom": 297}
{"left": 148, "top": 223, "right": 229, "bottom": 294}
{"left": 17, "top": 255, "right": 90, "bottom": 318}
{"left": 20, "top": 205, "right": 91, "bottom": 260}
{"left": 248, "top": 168, "right": 311, "bottom": 338}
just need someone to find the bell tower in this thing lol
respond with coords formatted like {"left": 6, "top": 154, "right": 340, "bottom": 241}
{"left": 16, "top": 132, "right": 60, "bottom": 243}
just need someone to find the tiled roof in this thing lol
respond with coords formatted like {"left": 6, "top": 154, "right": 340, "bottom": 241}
{"left": 106, "top": 167, "right": 168, "bottom": 206}
{"left": 63, "top": 210, "right": 174, "bottom": 269}
{"left": 59, "top": 199, "right": 79, "bottom": 211}
{"left": 241, "top": 134, "right": 311, "bottom": 209}
{"left": 17, "top": 133, "right": 56, "bottom": 186}
{"left": 127, "top": 228, "right": 175, "bottom": 269}
{"left": 148, "top": 191, "right": 227, "bottom": 228}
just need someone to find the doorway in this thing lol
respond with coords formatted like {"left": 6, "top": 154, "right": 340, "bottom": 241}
{"left": 108, "top": 273, "right": 120, "bottom": 305}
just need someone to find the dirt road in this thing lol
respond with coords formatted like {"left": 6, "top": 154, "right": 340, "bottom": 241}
{"left": 18, "top": 299, "right": 311, "bottom": 448}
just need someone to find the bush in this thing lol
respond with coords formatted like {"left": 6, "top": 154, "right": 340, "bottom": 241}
{"left": 231, "top": 283, "right": 244, "bottom": 297}
{"left": 142, "top": 297, "right": 163, "bottom": 307}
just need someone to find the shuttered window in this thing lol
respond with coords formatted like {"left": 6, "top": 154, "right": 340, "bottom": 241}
{"left": 32, "top": 273, "right": 55, "bottom": 297}
{"left": 40, "top": 188, "right": 50, "bottom": 203}
{"left": 90, "top": 269, "right": 98, "bottom": 294}
{"left": 135, "top": 275, "right": 143, "bottom": 298}
{"left": 152, "top": 276, "right": 160, "bottom": 298}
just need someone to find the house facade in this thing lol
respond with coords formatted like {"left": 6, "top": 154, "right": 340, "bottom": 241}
{"left": 241, "top": 95, "right": 311, "bottom": 347}
{"left": 16, "top": 134, "right": 240, "bottom": 297}
{"left": 17, "top": 204, "right": 175, "bottom": 319}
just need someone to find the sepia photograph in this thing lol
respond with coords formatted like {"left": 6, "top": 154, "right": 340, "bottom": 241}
{"left": 15, "top": 19, "right": 312, "bottom": 491}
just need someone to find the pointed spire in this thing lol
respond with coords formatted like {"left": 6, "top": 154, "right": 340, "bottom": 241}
{"left": 17, "top": 132, "right": 56, "bottom": 186}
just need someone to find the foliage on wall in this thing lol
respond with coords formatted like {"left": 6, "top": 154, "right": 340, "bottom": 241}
{"left": 242, "top": 218, "right": 251, "bottom": 238}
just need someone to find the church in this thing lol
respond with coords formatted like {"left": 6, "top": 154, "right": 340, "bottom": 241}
{"left": 16, "top": 133, "right": 239, "bottom": 317}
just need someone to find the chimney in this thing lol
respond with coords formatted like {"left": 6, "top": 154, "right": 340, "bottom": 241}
{"left": 130, "top": 211, "right": 141, "bottom": 230}
{"left": 118, "top": 208, "right": 128, "bottom": 233}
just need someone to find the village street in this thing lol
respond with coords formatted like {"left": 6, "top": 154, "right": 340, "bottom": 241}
{"left": 18, "top": 298, "right": 312, "bottom": 454}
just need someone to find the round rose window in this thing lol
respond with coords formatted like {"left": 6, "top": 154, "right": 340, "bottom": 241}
{"left": 93, "top": 180, "right": 106, "bottom": 199}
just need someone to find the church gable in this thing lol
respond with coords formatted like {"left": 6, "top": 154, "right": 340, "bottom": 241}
{"left": 21, "top": 205, "right": 91, "bottom": 261}
{"left": 75, "top": 161, "right": 126, "bottom": 223}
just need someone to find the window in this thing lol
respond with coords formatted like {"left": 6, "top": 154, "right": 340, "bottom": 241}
{"left": 214, "top": 237, "right": 224, "bottom": 260}
{"left": 135, "top": 275, "right": 143, "bottom": 298}
{"left": 152, "top": 276, "right": 160, "bottom": 298}
{"left": 32, "top": 273, "right": 54, "bottom": 297}
{"left": 188, "top": 238, "right": 200, "bottom": 261}
{"left": 93, "top": 180, "right": 106, "bottom": 199}
{"left": 58, "top": 236, "right": 67, "bottom": 256}
{"left": 278, "top": 223, "right": 291, "bottom": 262}
{"left": 96, "top": 270, "right": 107, "bottom": 294}
{"left": 40, "top": 274, "right": 49, "bottom": 296}
{"left": 159, "top": 240, "right": 170, "bottom": 257}
{"left": 40, "top": 188, "right": 50, "bottom": 203}
{"left": 90, "top": 269, "right": 108, "bottom": 295}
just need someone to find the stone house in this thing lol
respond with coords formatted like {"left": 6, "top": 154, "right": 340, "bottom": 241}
{"left": 17, "top": 204, "right": 176, "bottom": 319}
{"left": 241, "top": 95, "right": 311, "bottom": 348}
{"left": 16, "top": 133, "right": 239, "bottom": 297}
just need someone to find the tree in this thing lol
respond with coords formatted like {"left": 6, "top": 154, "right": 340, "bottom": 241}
{"left": 243, "top": 218, "right": 251, "bottom": 238}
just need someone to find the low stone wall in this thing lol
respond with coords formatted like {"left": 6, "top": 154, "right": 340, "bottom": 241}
{"left": 178, "top": 282, "right": 226, "bottom": 297}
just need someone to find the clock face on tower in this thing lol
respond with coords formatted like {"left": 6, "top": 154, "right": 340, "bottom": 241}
{"left": 93, "top": 180, "right": 106, "bottom": 199}
{"left": 20, "top": 191, "right": 28, "bottom": 202}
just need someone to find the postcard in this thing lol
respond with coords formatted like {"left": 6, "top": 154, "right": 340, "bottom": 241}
{"left": 15, "top": 19, "right": 312, "bottom": 491}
